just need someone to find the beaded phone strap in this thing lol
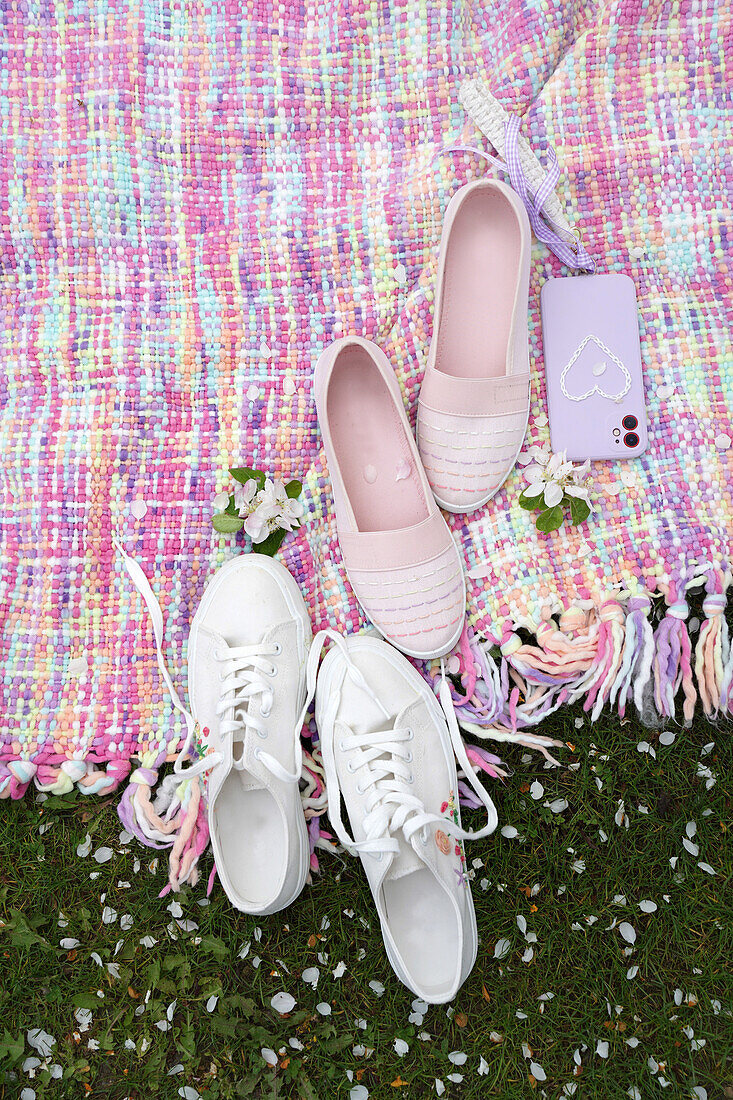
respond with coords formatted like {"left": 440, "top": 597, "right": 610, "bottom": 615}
{"left": 455, "top": 78, "right": 596, "bottom": 274}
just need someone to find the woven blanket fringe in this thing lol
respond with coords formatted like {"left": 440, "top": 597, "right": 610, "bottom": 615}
{"left": 422, "top": 573, "right": 731, "bottom": 746}
{"left": 2, "top": 576, "right": 729, "bottom": 893}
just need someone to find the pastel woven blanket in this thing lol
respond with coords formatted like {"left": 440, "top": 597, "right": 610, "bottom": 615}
{"left": 1, "top": 0, "right": 731, "bottom": 888}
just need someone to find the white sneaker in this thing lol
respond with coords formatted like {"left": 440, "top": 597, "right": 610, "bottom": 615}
{"left": 187, "top": 555, "right": 312, "bottom": 914}
{"left": 315, "top": 633, "right": 498, "bottom": 1003}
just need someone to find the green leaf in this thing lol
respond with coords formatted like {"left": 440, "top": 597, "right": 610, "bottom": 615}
{"left": 200, "top": 935, "right": 229, "bottom": 962}
{"left": 224, "top": 494, "right": 238, "bottom": 515}
{"left": 212, "top": 513, "right": 244, "bottom": 534}
{"left": 535, "top": 505, "right": 564, "bottom": 533}
{"left": 0, "top": 1029, "right": 24, "bottom": 1064}
{"left": 285, "top": 479, "right": 302, "bottom": 499}
{"left": 73, "top": 992, "right": 102, "bottom": 1010}
{"left": 229, "top": 466, "right": 265, "bottom": 488}
{"left": 568, "top": 495, "right": 591, "bottom": 526}
{"left": 252, "top": 529, "right": 287, "bottom": 557}
{"left": 519, "top": 491, "right": 544, "bottom": 511}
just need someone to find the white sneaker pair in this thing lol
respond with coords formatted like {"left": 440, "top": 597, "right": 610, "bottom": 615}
{"left": 121, "top": 549, "right": 498, "bottom": 1003}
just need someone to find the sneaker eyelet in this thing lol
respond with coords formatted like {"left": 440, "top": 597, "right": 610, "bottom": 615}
{"left": 269, "top": 665, "right": 278, "bottom": 677}
{"left": 338, "top": 739, "right": 346, "bottom": 751}
{"left": 347, "top": 761, "right": 355, "bottom": 774}
{"left": 406, "top": 728, "right": 414, "bottom": 740}
{"left": 407, "top": 773, "right": 414, "bottom": 784}
{"left": 214, "top": 649, "right": 224, "bottom": 661}
{"left": 405, "top": 750, "right": 413, "bottom": 763}
{"left": 273, "top": 643, "right": 282, "bottom": 655}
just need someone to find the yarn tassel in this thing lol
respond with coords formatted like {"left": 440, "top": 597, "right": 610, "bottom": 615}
{"left": 117, "top": 751, "right": 209, "bottom": 892}
{"left": 694, "top": 573, "right": 730, "bottom": 718}
{"left": 584, "top": 600, "right": 626, "bottom": 719}
{"left": 607, "top": 595, "right": 654, "bottom": 718}
{"left": 652, "top": 588, "right": 697, "bottom": 723}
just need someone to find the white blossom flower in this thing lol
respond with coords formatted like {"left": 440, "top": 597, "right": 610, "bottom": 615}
{"left": 226, "top": 476, "right": 304, "bottom": 544}
{"left": 520, "top": 445, "right": 592, "bottom": 509}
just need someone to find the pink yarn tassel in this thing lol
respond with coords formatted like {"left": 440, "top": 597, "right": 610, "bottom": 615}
{"left": 694, "top": 573, "right": 729, "bottom": 717}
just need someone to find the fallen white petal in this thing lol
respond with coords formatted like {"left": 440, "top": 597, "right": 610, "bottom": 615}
{"left": 27, "top": 1029, "right": 56, "bottom": 1058}
{"left": 448, "top": 1051, "right": 467, "bottom": 1064}
{"left": 638, "top": 900, "right": 657, "bottom": 913}
{"left": 530, "top": 1062, "right": 547, "bottom": 1081}
{"left": 530, "top": 781, "right": 544, "bottom": 800}
{"left": 618, "top": 922, "right": 637, "bottom": 944}
{"left": 394, "top": 1038, "right": 409, "bottom": 1056}
{"left": 596, "top": 1040, "right": 609, "bottom": 1058}
{"left": 261, "top": 1048, "right": 277, "bottom": 1066}
{"left": 270, "top": 992, "right": 294, "bottom": 1014}
{"left": 493, "top": 938, "right": 511, "bottom": 960}
{"left": 93, "top": 847, "right": 113, "bottom": 864}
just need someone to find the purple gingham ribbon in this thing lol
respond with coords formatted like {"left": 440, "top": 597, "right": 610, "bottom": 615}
{"left": 451, "top": 115, "right": 596, "bottom": 273}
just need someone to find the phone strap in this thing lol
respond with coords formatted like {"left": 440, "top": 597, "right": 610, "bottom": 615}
{"left": 453, "top": 78, "right": 596, "bottom": 274}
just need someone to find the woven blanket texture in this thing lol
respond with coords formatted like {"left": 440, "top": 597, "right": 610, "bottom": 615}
{"left": 1, "top": 0, "right": 731, "bottom": 865}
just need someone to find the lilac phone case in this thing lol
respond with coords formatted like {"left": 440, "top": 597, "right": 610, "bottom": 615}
{"left": 540, "top": 273, "right": 648, "bottom": 460}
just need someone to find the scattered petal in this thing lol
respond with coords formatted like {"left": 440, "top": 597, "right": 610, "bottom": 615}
{"left": 369, "top": 980, "right": 385, "bottom": 997}
{"left": 448, "top": 1051, "right": 467, "bottom": 1065}
{"left": 682, "top": 838, "right": 699, "bottom": 857}
{"left": 530, "top": 1062, "right": 547, "bottom": 1081}
{"left": 697, "top": 862, "right": 716, "bottom": 875}
{"left": 261, "top": 1048, "right": 277, "bottom": 1066}
{"left": 60, "top": 938, "right": 80, "bottom": 949}
{"left": 93, "top": 847, "right": 114, "bottom": 864}
{"left": 302, "top": 966, "right": 319, "bottom": 987}
{"left": 596, "top": 1040, "right": 609, "bottom": 1058}
{"left": 435, "top": 1082, "right": 445, "bottom": 1097}
{"left": 501, "top": 826, "right": 519, "bottom": 839}
{"left": 493, "top": 938, "right": 511, "bottom": 960}
{"left": 638, "top": 900, "right": 657, "bottom": 913}
{"left": 27, "top": 1029, "right": 55, "bottom": 1058}
{"left": 394, "top": 1038, "right": 409, "bottom": 1056}
{"left": 316, "top": 1002, "right": 331, "bottom": 1016}
{"left": 618, "top": 922, "right": 637, "bottom": 944}
{"left": 76, "top": 834, "right": 92, "bottom": 857}
{"left": 130, "top": 498, "right": 147, "bottom": 520}
{"left": 270, "top": 992, "right": 295, "bottom": 1014}
{"left": 206, "top": 995, "right": 219, "bottom": 1013}
{"left": 530, "top": 781, "right": 544, "bottom": 800}
{"left": 549, "top": 798, "right": 568, "bottom": 813}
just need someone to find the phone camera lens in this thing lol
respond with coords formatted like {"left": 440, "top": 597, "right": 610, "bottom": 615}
{"left": 622, "top": 414, "right": 638, "bottom": 430}
{"left": 624, "top": 431, "right": 640, "bottom": 448}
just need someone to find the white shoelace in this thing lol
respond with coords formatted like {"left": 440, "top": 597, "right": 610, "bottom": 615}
{"left": 116, "top": 541, "right": 305, "bottom": 786}
{"left": 318, "top": 639, "right": 499, "bottom": 860}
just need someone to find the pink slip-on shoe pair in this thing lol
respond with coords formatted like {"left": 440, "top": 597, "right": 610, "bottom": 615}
{"left": 315, "top": 179, "right": 531, "bottom": 660}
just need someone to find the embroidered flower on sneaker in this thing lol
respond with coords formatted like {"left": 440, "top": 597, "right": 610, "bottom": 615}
{"left": 517, "top": 445, "right": 593, "bottom": 533}
{"left": 212, "top": 467, "right": 304, "bottom": 555}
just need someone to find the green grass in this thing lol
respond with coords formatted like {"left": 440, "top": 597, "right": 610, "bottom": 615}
{"left": 1, "top": 707, "right": 730, "bottom": 1100}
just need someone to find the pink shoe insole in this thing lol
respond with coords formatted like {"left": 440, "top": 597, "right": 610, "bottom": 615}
{"left": 435, "top": 188, "right": 521, "bottom": 379}
{"left": 327, "top": 345, "right": 429, "bottom": 533}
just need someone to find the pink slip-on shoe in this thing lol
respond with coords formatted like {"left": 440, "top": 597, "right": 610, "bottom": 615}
{"left": 417, "top": 179, "right": 532, "bottom": 513}
{"left": 314, "top": 336, "right": 466, "bottom": 660}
